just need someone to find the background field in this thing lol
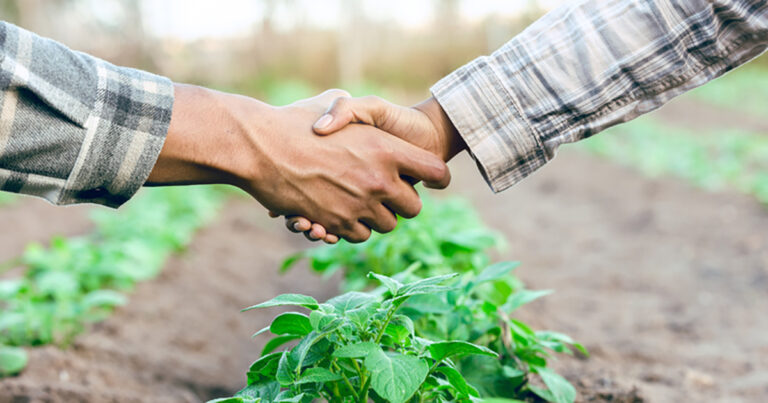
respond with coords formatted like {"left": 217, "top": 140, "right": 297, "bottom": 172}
{"left": 1, "top": 1, "right": 767, "bottom": 402}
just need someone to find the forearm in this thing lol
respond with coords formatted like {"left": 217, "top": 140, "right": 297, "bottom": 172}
{"left": 146, "top": 84, "right": 265, "bottom": 189}
{"left": 0, "top": 21, "right": 173, "bottom": 207}
{"left": 433, "top": 0, "right": 768, "bottom": 192}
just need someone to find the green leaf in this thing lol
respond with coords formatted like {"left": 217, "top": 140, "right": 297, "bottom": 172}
{"left": 325, "top": 291, "right": 377, "bottom": 313}
{"left": 435, "top": 366, "right": 479, "bottom": 397}
{"left": 365, "top": 349, "right": 428, "bottom": 403}
{"left": 206, "top": 398, "right": 250, "bottom": 403}
{"left": 248, "top": 352, "right": 284, "bottom": 382}
{"left": 474, "top": 261, "right": 520, "bottom": 285}
{"left": 276, "top": 331, "right": 328, "bottom": 384}
{"left": 428, "top": 341, "right": 497, "bottom": 362}
{"left": 503, "top": 289, "right": 552, "bottom": 312}
{"left": 296, "top": 367, "right": 342, "bottom": 384}
{"left": 309, "top": 310, "right": 342, "bottom": 332}
{"left": 398, "top": 273, "right": 458, "bottom": 296}
{"left": 332, "top": 341, "right": 378, "bottom": 358}
{"left": 280, "top": 252, "right": 305, "bottom": 272}
{"left": 480, "top": 399, "right": 527, "bottom": 403}
{"left": 533, "top": 367, "right": 576, "bottom": 403}
{"left": 270, "top": 312, "right": 312, "bottom": 336}
{"left": 81, "top": 290, "right": 127, "bottom": 309}
{"left": 236, "top": 379, "right": 280, "bottom": 400}
{"left": 262, "top": 335, "right": 300, "bottom": 355}
{"left": 346, "top": 301, "right": 380, "bottom": 329}
{"left": 276, "top": 349, "right": 297, "bottom": 386}
{"left": 0, "top": 346, "right": 28, "bottom": 376}
{"left": 384, "top": 315, "right": 414, "bottom": 344}
{"left": 242, "top": 294, "right": 319, "bottom": 311}
{"left": 367, "top": 272, "right": 402, "bottom": 295}
{"left": 252, "top": 326, "right": 270, "bottom": 338}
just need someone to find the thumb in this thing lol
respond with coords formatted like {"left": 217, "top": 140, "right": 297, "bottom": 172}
{"left": 313, "top": 96, "right": 390, "bottom": 135}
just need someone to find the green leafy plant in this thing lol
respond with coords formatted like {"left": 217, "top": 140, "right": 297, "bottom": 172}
{"left": 226, "top": 195, "right": 585, "bottom": 402}
{"left": 0, "top": 186, "right": 226, "bottom": 376}
{"left": 398, "top": 262, "right": 585, "bottom": 402}
{"left": 212, "top": 272, "right": 504, "bottom": 403}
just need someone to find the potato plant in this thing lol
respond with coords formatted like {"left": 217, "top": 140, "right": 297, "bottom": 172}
{"left": 211, "top": 272, "right": 506, "bottom": 403}
{"left": 281, "top": 195, "right": 585, "bottom": 402}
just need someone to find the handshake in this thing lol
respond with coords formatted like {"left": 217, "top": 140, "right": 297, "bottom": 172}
{"left": 149, "top": 85, "right": 467, "bottom": 244}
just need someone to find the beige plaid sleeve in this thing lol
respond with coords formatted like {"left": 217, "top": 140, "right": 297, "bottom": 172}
{"left": 432, "top": 0, "right": 768, "bottom": 192}
{"left": 0, "top": 21, "right": 174, "bottom": 207}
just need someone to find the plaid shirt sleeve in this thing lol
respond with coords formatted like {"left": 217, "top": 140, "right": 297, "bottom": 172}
{"left": 432, "top": 0, "right": 768, "bottom": 192}
{"left": 0, "top": 21, "right": 174, "bottom": 208}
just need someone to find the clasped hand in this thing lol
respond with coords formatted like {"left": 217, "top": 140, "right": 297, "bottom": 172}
{"left": 274, "top": 91, "right": 466, "bottom": 244}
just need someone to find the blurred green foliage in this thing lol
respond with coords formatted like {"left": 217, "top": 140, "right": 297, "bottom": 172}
{"left": 0, "top": 193, "right": 15, "bottom": 206}
{"left": 581, "top": 118, "right": 768, "bottom": 204}
{"left": 0, "top": 186, "right": 225, "bottom": 376}
{"left": 687, "top": 66, "right": 768, "bottom": 118}
{"left": 284, "top": 193, "right": 505, "bottom": 292}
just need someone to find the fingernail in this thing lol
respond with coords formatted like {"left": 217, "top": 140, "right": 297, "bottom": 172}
{"left": 293, "top": 221, "right": 301, "bottom": 231}
{"left": 314, "top": 114, "right": 333, "bottom": 130}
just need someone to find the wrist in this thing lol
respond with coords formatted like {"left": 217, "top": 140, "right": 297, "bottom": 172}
{"left": 148, "top": 84, "right": 266, "bottom": 189}
{"left": 413, "top": 97, "right": 466, "bottom": 162}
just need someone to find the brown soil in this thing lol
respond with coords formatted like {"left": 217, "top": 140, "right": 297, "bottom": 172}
{"left": 0, "top": 201, "right": 338, "bottom": 403}
{"left": 447, "top": 151, "right": 768, "bottom": 403}
{"left": 0, "top": 197, "right": 92, "bottom": 261}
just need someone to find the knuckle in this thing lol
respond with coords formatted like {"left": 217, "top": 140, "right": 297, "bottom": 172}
{"left": 327, "top": 88, "right": 351, "bottom": 99}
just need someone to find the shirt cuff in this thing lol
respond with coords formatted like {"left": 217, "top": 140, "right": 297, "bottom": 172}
{"left": 59, "top": 61, "right": 174, "bottom": 208}
{"left": 431, "top": 56, "right": 549, "bottom": 193}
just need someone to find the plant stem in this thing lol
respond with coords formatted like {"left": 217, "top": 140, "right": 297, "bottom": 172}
{"left": 333, "top": 361, "right": 359, "bottom": 400}
{"left": 359, "top": 376, "right": 372, "bottom": 403}
{"left": 374, "top": 306, "right": 397, "bottom": 344}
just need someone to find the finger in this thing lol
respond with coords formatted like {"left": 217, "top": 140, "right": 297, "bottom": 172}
{"left": 340, "top": 222, "right": 372, "bottom": 244}
{"left": 285, "top": 216, "right": 312, "bottom": 233}
{"left": 268, "top": 211, "right": 279, "bottom": 218}
{"left": 383, "top": 182, "right": 422, "bottom": 219}
{"left": 309, "top": 223, "right": 327, "bottom": 240}
{"left": 392, "top": 141, "right": 452, "bottom": 189}
{"left": 313, "top": 96, "right": 393, "bottom": 135}
{"left": 314, "top": 88, "right": 352, "bottom": 104}
{"left": 359, "top": 204, "right": 398, "bottom": 234}
{"left": 323, "top": 234, "right": 339, "bottom": 244}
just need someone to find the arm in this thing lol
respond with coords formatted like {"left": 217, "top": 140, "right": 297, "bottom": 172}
{"left": 0, "top": 22, "right": 450, "bottom": 243}
{"left": 286, "top": 0, "right": 768, "bottom": 238}
{"left": 0, "top": 21, "right": 173, "bottom": 207}
{"left": 430, "top": 0, "right": 768, "bottom": 191}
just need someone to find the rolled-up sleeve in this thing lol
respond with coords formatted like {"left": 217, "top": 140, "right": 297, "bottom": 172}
{"left": 0, "top": 21, "right": 174, "bottom": 208}
{"left": 432, "top": 0, "right": 768, "bottom": 192}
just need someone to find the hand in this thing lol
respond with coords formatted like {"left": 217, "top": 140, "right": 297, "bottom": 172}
{"left": 148, "top": 85, "right": 451, "bottom": 243}
{"left": 282, "top": 95, "right": 467, "bottom": 241}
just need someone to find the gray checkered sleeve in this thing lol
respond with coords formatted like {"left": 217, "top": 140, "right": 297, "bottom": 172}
{"left": 0, "top": 21, "right": 174, "bottom": 208}
{"left": 432, "top": 0, "right": 768, "bottom": 192}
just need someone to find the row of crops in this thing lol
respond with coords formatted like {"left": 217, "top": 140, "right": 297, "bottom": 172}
{"left": 0, "top": 186, "right": 226, "bottom": 377}
{"left": 0, "top": 183, "right": 587, "bottom": 402}
{"left": 580, "top": 67, "right": 768, "bottom": 206}
{"left": 213, "top": 195, "right": 586, "bottom": 403}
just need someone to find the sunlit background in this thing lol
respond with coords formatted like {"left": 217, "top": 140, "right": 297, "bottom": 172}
{"left": 1, "top": 1, "right": 768, "bottom": 402}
